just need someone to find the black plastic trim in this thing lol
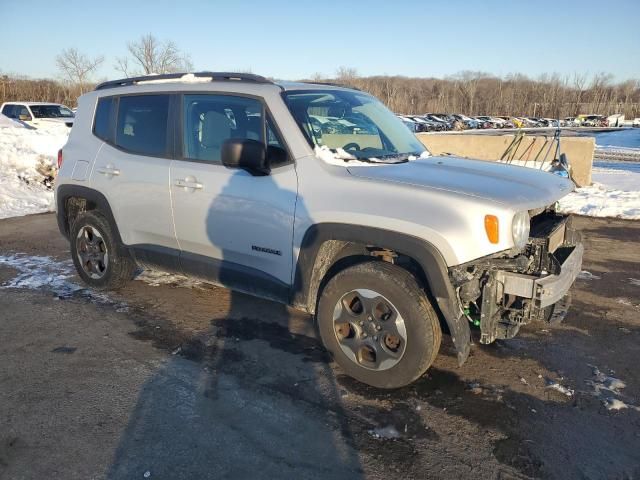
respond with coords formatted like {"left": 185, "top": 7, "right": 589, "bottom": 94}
{"left": 55, "top": 185, "right": 123, "bottom": 246}
{"left": 180, "top": 250, "right": 289, "bottom": 304}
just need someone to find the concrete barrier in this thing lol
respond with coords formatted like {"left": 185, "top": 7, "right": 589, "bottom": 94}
{"left": 417, "top": 133, "right": 594, "bottom": 187}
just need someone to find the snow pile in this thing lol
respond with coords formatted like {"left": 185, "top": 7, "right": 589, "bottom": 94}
{"left": 558, "top": 160, "right": 640, "bottom": 219}
{"left": 0, "top": 122, "right": 69, "bottom": 219}
{"left": 0, "top": 113, "right": 21, "bottom": 128}
{"left": 558, "top": 183, "right": 640, "bottom": 219}
{"left": 498, "top": 157, "right": 640, "bottom": 220}
{"left": 560, "top": 160, "right": 640, "bottom": 219}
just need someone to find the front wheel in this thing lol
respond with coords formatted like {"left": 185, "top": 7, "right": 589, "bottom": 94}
{"left": 70, "top": 211, "right": 136, "bottom": 290}
{"left": 317, "top": 261, "right": 441, "bottom": 389}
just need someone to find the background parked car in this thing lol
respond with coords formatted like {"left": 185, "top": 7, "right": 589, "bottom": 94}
{"left": 0, "top": 102, "right": 75, "bottom": 127}
{"left": 451, "top": 114, "right": 479, "bottom": 129}
{"left": 398, "top": 116, "right": 421, "bottom": 132}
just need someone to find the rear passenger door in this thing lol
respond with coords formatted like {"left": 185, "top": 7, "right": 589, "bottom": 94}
{"left": 170, "top": 94, "right": 297, "bottom": 301}
{"left": 90, "top": 94, "right": 179, "bottom": 268}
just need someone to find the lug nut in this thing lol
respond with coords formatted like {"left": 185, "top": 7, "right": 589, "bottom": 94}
{"left": 376, "top": 325, "right": 382, "bottom": 331}
{"left": 359, "top": 321, "right": 364, "bottom": 326}
{"left": 367, "top": 315, "right": 373, "bottom": 321}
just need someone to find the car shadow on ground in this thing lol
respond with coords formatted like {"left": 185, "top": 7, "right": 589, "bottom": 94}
{"left": 107, "top": 171, "right": 365, "bottom": 479}
{"left": 105, "top": 311, "right": 365, "bottom": 479}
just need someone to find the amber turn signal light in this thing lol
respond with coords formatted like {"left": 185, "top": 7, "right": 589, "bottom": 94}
{"left": 484, "top": 215, "right": 499, "bottom": 244}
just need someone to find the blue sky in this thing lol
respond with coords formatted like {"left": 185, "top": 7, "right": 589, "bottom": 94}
{"left": 1, "top": 0, "right": 638, "bottom": 81}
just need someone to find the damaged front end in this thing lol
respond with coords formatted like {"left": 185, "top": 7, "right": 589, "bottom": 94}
{"left": 449, "top": 209, "right": 583, "bottom": 344}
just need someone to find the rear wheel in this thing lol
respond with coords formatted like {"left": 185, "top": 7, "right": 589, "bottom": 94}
{"left": 317, "top": 261, "right": 441, "bottom": 389}
{"left": 70, "top": 211, "right": 136, "bottom": 290}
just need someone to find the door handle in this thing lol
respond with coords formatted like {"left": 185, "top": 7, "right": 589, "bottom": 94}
{"left": 97, "top": 166, "right": 120, "bottom": 176}
{"left": 175, "top": 179, "right": 203, "bottom": 190}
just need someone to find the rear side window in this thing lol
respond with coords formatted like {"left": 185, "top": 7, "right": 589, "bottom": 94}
{"left": 115, "top": 95, "right": 169, "bottom": 156}
{"left": 182, "top": 94, "right": 263, "bottom": 163}
{"left": 93, "top": 97, "right": 114, "bottom": 141}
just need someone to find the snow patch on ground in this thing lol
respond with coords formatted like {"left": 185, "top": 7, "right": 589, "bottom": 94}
{"left": 0, "top": 254, "right": 105, "bottom": 301}
{"left": 0, "top": 122, "right": 69, "bottom": 219}
{"left": 134, "top": 269, "right": 206, "bottom": 289}
{"left": 585, "top": 366, "right": 640, "bottom": 412}
{"left": 0, "top": 254, "right": 206, "bottom": 303}
{"left": 628, "top": 278, "right": 640, "bottom": 287}
{"left": 577, "top": 270, "right": 601, "bottom": 280}
{"left": 545, "top": 380, "right": 574, "bottom": 397}
{"left": 368, "top": 425, "right": 401, "bottom": 439}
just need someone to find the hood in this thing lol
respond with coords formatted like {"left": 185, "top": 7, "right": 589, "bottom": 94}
{"left": 346, "top": 155, "right": 574, "bottom": 209}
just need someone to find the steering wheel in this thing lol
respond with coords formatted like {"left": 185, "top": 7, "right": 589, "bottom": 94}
{"left": 343, "top": 143, "right": 361, "bottom": 151}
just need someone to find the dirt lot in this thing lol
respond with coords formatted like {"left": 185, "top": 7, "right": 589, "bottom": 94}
{"left": 0, "top": 213, "right": 639, "bottom": 480}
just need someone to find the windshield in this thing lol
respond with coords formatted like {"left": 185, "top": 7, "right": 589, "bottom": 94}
{"left": 283, "top": 90, "right": 426, "bottom": 161}
{"left": 29, "top": 105, "right": 74, "bottom": 119}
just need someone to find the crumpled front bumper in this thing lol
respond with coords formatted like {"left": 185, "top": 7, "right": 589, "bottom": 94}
{"left": 467, "top": 214, "right": 584, "bottom": 344}
{"left": 497, "top": 242, "right": 583, "bottom": 309}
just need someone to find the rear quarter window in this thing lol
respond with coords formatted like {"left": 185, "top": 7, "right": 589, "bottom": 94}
{"left": 93, "top": 97, "right": 114, "bottom": 141}
{"left": 115, "top": 95, "right": 170, "bottom": 157}
{"left": 2, "top": 104, "right": 16, "bottom": 118}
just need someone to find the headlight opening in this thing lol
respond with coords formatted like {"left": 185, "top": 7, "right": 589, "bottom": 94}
{"left": 512, "top": 211, "right": 531, "bottom": 249}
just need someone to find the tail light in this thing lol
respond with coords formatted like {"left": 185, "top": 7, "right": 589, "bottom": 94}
{"left": 57, "top": 149, "right": 63, "bottom": 169}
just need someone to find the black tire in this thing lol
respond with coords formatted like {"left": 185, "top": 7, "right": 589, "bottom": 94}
{"left": 317, "top": 261, "right": 442, "bottom": 389}
{"left": 70, "top": 211, "right": 136, "bottom": 290}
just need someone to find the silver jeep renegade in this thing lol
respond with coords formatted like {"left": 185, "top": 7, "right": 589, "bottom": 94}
{"left": 55, "top": 72, "right": 583, "bottom": 388}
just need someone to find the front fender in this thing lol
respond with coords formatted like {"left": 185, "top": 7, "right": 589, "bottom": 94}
{"left": 292, "top": 223, "right": 470, "bottom": 365}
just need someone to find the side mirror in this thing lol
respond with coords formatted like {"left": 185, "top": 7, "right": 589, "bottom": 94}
{"left": 221, "top": 138, "right": 270, "bottom": 176}
{"left": 18, "top": 114, "right": 31, "bottom": 121}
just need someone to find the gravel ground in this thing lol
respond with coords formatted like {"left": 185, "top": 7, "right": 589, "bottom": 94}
{"left": 0, "top": 213, "right": 639, "bottom": 480}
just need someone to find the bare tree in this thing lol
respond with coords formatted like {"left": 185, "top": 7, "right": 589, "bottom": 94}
{"left": 453, "top": 71, "right": 484, "bottom": 115}
{"left": 55, "top": 48, "right": 104, "bottom": 94}
{"left": 115, "top": 34, "right": 193, "bottom": 76}
{"left": 336, "top": 66, "right": 358, "bottom": 83}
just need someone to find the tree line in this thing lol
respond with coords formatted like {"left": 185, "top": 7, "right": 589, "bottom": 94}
{"left": 328, "top": 68, "right": 640, "bottom": 119}
{"left": 1, "top": 35, "right": 638, "bottom": 119}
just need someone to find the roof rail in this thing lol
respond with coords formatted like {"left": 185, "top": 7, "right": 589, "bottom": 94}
{"left": 300, "top": 81, "right": 361, "bottom": 91}
{"left": 95, "top": 72, "right": 272, "bottom": 90}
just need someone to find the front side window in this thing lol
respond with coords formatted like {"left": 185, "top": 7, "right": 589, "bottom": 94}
{"left": 115, "top": 95, "right": 170, "bottom": 156}
{"left": 30, "top": 104, "right": 74, "bottom": 118}
{"left": 182, "top": 94, "right": 263, "bottom": 163}
{"left": 16, "top": 105, "right": 31, "bottom": 119}
{"left": 283, "top": 90, "right": 426, "bottom": 162}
